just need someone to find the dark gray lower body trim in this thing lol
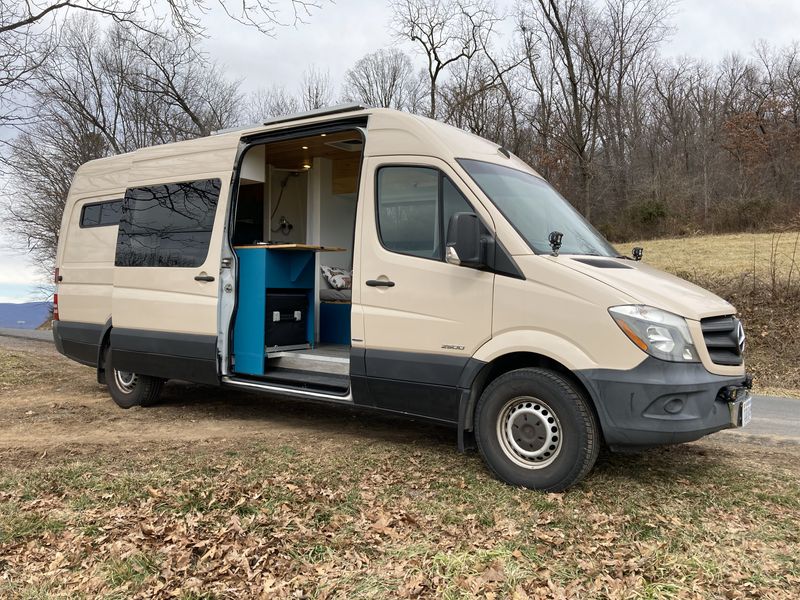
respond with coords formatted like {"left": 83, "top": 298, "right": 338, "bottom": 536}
{"left": 349, "top": 348, "right": 475, "bottom": 424}
{"left": 576, "top": 358, "right": 750, "bottom": 449}
{"left": 357, "top": 376, "right": 461, "bottom": 424}
{"left": 110, "top": 328, "right": 219, "bottom": 385}
{"left": 362, "top": 348, "right": 470, "bottom": 386}
{"left": 53, "top": 321, "right": 103, "bottom": 367}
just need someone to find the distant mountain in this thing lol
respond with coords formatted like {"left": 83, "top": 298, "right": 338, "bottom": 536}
{"left": 0, "top": 302, "right": 52, "bottom": 329}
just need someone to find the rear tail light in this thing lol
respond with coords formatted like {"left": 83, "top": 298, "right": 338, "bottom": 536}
{"left": 53, "top": 268, "right": 60, "bottom": 321}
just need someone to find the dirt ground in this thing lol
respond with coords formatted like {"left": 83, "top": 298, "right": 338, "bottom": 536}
{"left": 0, "top": 335, "right": 456, "bottom": 454}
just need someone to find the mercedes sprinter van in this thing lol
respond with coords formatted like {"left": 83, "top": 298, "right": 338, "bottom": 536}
{"left": 53, "top": 104, "right": 752, "bottom": 491}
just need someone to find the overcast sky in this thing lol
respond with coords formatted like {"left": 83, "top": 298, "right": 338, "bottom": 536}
{"left": 202, "top": 0, "right": 800, "bottom": 96}
{"left": 2, "top": 0, "right": 799, "bottom": 303}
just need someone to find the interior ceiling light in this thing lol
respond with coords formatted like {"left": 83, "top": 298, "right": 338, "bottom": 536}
{"left": 302, "top": 164, "right": 311, "bottom": 169}
{"left": 320, "top": 133, "right": 327, "bottom": 137}
{"left": 302, "top": 146, "right": 308, "bottom": 150}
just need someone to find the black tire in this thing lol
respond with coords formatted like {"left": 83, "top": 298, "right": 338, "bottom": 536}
{"left": 104, "top": 347, "right": 164, "bottom": 409}
{"left": 474, "top": 367, "right": 600, "bottom": 492}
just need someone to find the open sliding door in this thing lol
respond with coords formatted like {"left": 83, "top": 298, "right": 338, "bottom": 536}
{"left": 110, "top": 134, "right": 241, "bottom": 384}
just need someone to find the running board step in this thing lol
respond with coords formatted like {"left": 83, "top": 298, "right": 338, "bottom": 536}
{"left": 259, "top": 367, "right": 350, "bottom": 393}
{"left": 267, "top": 354, "right": 349, "bottom": 375}
{"left": 223, "top": 376, "right": 353, "bottom": 403}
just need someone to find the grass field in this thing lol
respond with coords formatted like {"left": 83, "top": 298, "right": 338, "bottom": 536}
{"left": 617, "top": 231, "right": 800, "bottom": 282}
{"left": 618, "top": 231, "right": 800, "bottom": 396}
{"left": 2, "top": 435, "right": 800, "bottom": 599}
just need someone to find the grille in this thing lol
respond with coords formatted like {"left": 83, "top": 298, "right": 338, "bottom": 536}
{"left": 700, "top": 315, "right": 744, "bottom": 366}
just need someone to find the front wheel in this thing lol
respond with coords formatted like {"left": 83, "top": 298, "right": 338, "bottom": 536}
{"left": 475, "top": 368, "right": 600, "bottom": 492}
{"left": 104, "top": 347, "right": 164, "bottom": 409}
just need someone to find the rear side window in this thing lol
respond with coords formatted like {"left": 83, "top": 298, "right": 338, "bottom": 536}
{"left": 376, "top": 166, "right": 474, "bottom": 261}
{"left": 80, "top": 200, "right": 122, "bottom": 228}
{"left": 115, "top": 179, "right": 221, "bottom": 268}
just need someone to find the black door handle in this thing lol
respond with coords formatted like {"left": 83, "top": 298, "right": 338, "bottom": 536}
{"left": 366, "top": 279, "right": 395, "bottom": 287}
{"left": 194, "top": 275, "right": 215, "bottom": 282}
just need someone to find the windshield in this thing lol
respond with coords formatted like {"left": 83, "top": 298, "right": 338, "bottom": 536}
{"left": 458, "top": 159, "right": 617, "bottom": 257}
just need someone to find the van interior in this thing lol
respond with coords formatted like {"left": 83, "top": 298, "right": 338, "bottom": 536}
{"left": 228, "top": 129, "right": 363, "bottom": 394}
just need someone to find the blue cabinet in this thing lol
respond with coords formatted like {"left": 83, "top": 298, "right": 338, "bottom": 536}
{"left": 233, "top": 246, "right": 316, "bottom": 376}
{"left": 319, "top": 302, "right": 351, "bottom": 345}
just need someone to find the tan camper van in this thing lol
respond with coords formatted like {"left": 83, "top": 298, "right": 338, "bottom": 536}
{"left": 53, "top": 105, "right": 752, "bottom": 491}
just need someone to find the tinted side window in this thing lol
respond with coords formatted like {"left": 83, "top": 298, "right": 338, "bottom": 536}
{"left": 80, "top": 200, "right": 122, "bottom": 228}
{"left": 101, "top": 200, "right": 122, "bottom": 225}
{"left": 377, "top": 167, "right": 440, "bottom": 259}
{"left": 376, "top": 166, "right": 475, "bottom": 261}
{"left": 115, "top": 179, "right": 221, "bottom": 268}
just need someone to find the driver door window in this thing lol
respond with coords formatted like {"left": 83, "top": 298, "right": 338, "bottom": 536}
{"left": 376, "top": 166, "right": 474, "bottom": 262}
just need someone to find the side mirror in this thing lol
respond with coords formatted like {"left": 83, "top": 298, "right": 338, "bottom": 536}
{"left": 446, "top": 212, "right": 483, "bottom": 267}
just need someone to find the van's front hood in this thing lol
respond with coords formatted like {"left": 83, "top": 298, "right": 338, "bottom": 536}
{"left": 547, "top": 255, "right": 735, "bottom": 320}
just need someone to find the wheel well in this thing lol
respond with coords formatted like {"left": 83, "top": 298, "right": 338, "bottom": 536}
{"left": 464, "top": 352, "right": 603, "bottom": 439}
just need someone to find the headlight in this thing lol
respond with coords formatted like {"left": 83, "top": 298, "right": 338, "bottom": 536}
{"left": 609, "top": 305, "right": 699, "bottom": 362}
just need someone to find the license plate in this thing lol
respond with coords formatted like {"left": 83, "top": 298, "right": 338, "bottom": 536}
{"left": 740, "top": 397, "right": 752, "bottom": 428}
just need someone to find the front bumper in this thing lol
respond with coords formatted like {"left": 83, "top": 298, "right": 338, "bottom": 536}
{"left": 576, "top": 358, "right": 751, "bottom": 450}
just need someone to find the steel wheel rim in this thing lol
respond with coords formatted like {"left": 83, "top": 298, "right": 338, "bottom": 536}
{"left": 497, "top": 396, "right": 562, "bottom": 469}
{"left": 114, "top": 369, "right": 138, "bottom": 394}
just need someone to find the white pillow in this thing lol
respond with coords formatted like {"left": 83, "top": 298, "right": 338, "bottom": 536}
{"left": 320, "top": 266, "right": 352, "bottom": 290}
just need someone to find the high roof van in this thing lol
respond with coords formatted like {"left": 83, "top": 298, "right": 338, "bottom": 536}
{"left": 53, "top": 104, "right": 751, "bottom": 491}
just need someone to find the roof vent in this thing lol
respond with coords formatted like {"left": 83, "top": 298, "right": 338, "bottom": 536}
{"left": 325, "top": 138, "right": 363, "bottom": 152}
{"left": 262, "top": 103, "right": 369, "bottom": 127}
{"left": 210, "top": 103, "right": 370, "bottom": 136}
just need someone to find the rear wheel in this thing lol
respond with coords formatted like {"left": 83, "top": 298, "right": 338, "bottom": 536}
{"left": 475, "top": 368, "right": 600, "bottom": 492}
{"left": 104, "top": 347, "right": 164, "bottom": 408}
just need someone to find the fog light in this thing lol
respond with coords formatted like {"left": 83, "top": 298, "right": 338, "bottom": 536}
{"left": 664, "top": 397, "right": 684, "bottom": 414}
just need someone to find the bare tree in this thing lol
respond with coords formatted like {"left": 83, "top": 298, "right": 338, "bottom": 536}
{"left": 0, "top": 0, "right": 323, "bottom": 38}
{"left": 245, "top": 85, "right": 301, "bottom": 122}
{"left": 342, "top": 48, "right": 423, "bottom": 110}
{"left": 391, "top": 0, "right": 499, "bottom": 118}
{"left": 124, "top": 29, "right": 242, "bottom": 137}
{"left": 439, "top": 53, "right": 523, "bottom": 149}
{"left": 0, "top": 4, "right": 55, "bottom": 124}
{"left": 2, "top": 16, "right": 243, "bottom": 273}
{"left": 597, "top": 0, "right": 675, "bottom": 205}
{"left": 299, "top": 64, "right": 333, "bottom": 110}
{"left": 518, "top": 0, "right": 609, "bottom": 217}
{"left": 0, "top": 0, "right": 322, "bottom": 126}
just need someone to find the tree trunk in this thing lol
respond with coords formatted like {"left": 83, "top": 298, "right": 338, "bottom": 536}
{"left": 577, "top": 158, "right": 592, "bottom": 220}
